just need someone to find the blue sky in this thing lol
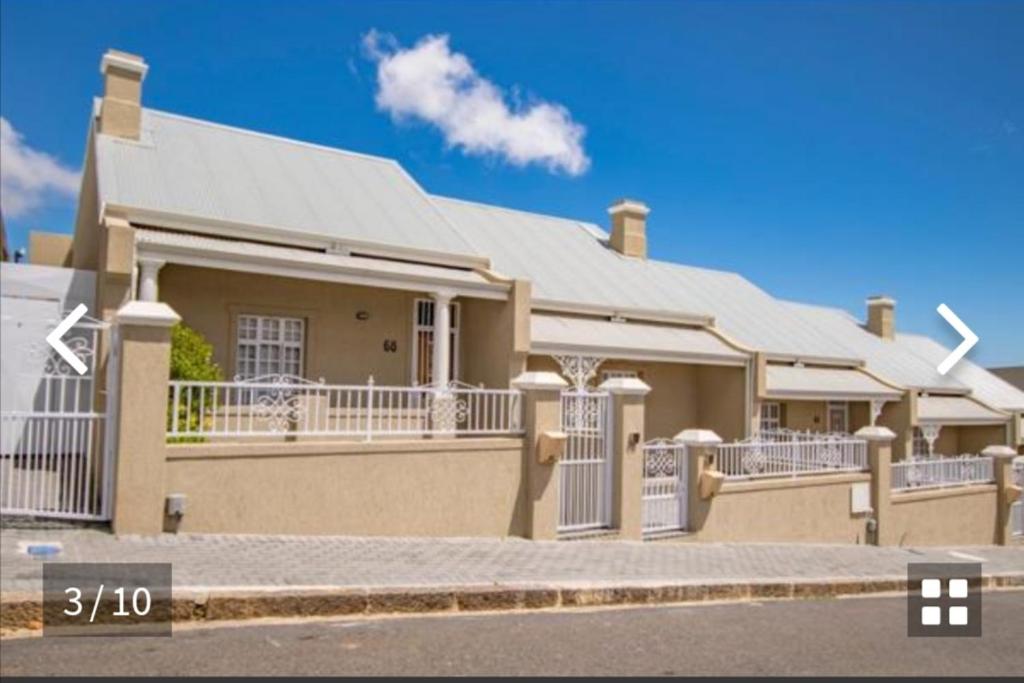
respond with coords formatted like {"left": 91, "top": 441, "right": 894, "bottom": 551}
{"left": 2, "top": 0, "right": 1021, "bottom": 365}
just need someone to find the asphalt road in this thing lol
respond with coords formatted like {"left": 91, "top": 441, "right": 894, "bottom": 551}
{"left": 2, "top": 592, "right": 1023, "bottom": 676}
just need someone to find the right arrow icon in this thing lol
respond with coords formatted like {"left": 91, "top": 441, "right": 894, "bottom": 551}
{"left": 935, "top": 303, "right": 979, "bottom": 375}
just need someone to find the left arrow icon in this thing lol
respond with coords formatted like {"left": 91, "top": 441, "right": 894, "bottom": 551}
{"left": 46, "top": 304, "right": 89, "bottom": 375}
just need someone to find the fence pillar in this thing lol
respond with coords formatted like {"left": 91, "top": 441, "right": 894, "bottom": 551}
{"left": 110, "top": 301, "right": 180, "bottom": 535}
{"left": 856, "top": 425, "right": 896, "bottom": 546}
{"left": 512, "top": 371, "right": 568, "bottom": 540}
{"left": 599, "top": 377, "right": 651, "bottom": 540}
{"left": 676, "top": 429, "right": 723, "bottom": 536}
{"left": 984, "top": 445, "right": 1020, "bottom": 546}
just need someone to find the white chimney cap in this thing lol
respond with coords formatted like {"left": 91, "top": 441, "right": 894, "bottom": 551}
{"left": 100, "top": 50, "right": 148, "bottom": 79}
{"left": 607, "top": 198, "right": 650, "bottom": 216}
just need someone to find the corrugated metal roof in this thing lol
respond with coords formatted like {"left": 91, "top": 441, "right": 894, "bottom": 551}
{"left": 896, "top": 334, "right": 1024, "bottom": 411}
{"left": 433, "top": 195, "right": 858, "bottom": 362}
{"left": 917, "top": 395, "right": 1008, "bottom": 424}
{"left": 530, "top": 315, "right": 747, "bottom": 365}
{"left": 95, "top": 108, "right": 480, "bottom": 261}
{"left": 134, "top": 229, "right": 503, "bottom": 296}
{"left": 780, "top": 301, "right": 967, "bottom": 393}
{"left": 765, "top": 364, "right": 903, "bottom": 400}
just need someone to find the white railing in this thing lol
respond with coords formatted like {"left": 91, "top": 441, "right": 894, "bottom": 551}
{"left": 891, "top": 455, "right": 995, "bottom": 492}
{"left": 716, "top": 433, "right": 868, "bottom": 480}
{"left": 0, "top": 413, "right": 109, "bottom": 520}
{"left": 756, "top": 428, "right": 852, "bottom": 443}
{"left": 1011, "top": 457, "right": 1023, "bottom": 537}
{"left": 167, "top": 376, "right": 523, "bottom": 439}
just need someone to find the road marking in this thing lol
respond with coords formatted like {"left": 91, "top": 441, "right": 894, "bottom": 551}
{"left": 45, "top": 304, "right": 89, "bottom": 375}
{"left": 936, "top": 304, "right": 979, "bottom": 375}
{"left": 948, "top": 551, "right": 986, "bottom": 563}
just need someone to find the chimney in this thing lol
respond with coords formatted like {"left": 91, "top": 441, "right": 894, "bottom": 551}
{"left": 608, "top": 199, "right": 649, "bottom": 259}
{"left": 866, "top": 295, "right": 896, "bottom": 340}
{"left": 99, "top": 50, "right": 148, "bottom": 140}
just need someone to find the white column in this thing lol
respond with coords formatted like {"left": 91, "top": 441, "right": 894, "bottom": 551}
{"left": 431, "top": 290, "right": 454, "bottom": 388}
{"left": 137, "top": 258, "right": 166, "bottom": 302}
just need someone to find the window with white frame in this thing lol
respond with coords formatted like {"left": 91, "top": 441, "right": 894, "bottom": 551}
{"left": 760, "top": 402, "right": 781, "bottom": 432}
{"left": 236, "top": 314, "right": 305, "bottom": 380}
{"left": 601, "top": 369, "right": 638, "bottom": 383}
{"left": 411, "top": 299, "right": 460, "bottom": 385}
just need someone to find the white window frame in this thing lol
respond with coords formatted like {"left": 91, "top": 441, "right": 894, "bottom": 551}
{"left": 236, "top": 314, "right": 305, "bottom": 380}
{"left": 411, "top": 298, "right": 461, "bottom": 386}
{"left": 826, "top": 401, "right": 849, "bottom": 434}
{"left": 760, "top": 402, "right": 781, "bottom": 432}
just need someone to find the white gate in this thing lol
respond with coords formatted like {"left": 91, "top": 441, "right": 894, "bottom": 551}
{"left": 558, "top": 389, "right": 612, "bottom": 532}
{"left": 0, "top": 309, "right": 113, "bottom": 520}
{"left": 642, "top": 439, "right": 688, "bottom": 534}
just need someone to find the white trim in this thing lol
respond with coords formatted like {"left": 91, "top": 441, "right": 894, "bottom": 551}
{"left": 114, "top": 300, "right": 180, "bottom": 327}
{"left": 235, "top": 314, "right": 305, "bottom": 381}
{"left": 827, "top": 401, "right": 849, "bottom": 434}
{"left": 100, "top": 52, "right": 148, "bottom": 78}
{"left": 134, "top": 230, "right": 508, "bottom": 301}
{"left": 765, "top": 390, "right": 903, "bottom": 401}
{"left": 107, "top": 202, "right": 492, "bottom": 271}
{"left": 760, "top": 401, "right": 781, "bottom": 432}
{"left": 530, "top": 341, "right": 746, "bottom": 368}
{"left": 531, "top": 298, "right": 713, "bottom": 328}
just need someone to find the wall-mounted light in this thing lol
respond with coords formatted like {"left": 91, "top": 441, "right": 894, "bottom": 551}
{"left": 355, "top": 310, "right": 370, "bottom": 321}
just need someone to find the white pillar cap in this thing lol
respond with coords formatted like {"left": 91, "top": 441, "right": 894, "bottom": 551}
{"left": 511, "top": 371, "right": 569, "bottom": 391}
{"left": 854, "top": 425, "right": 897, "bottom": 442}
{"left": 597, "top": 377, "right": 651, "bottom": 396}
{"left": 115, "top": 300, "right": 180, "bottom": 327}
{"left": 981, "top": 444, "right": 1018, "bottom": 459}
{"left": 673, "top": 429, "right": 722, "bottom": 446}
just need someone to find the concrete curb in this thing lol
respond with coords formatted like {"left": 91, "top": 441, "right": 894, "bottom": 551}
{"left": 3, "top": 573, "right": 1023, "bottom": 634}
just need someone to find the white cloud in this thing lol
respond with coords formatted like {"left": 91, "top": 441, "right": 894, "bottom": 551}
{"left": 362, "top": 31, "right": 590, "bottom": 176}
{"left": 0, "top": 117, "right": 80, "bottom": 218}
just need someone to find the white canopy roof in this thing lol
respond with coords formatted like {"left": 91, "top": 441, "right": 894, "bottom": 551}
{"left": 765, "top": 364, "right": 903, "bottom": 401}
{"left": 530, "top": 315, "right": 747, "bottom": 365}
{"left": 917, "top": 395, "right": 1009, "bottom": 425}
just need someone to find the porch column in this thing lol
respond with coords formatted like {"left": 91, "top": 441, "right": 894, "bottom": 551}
{"left": 856, "top": 425, "right": 896, "bottom": 546}
{"left": 431, "top": 290, "right": 454, "bottom": 387}
{"left": 512, "top": 371, "right": 568, "bottom": 540}
{"left": 110, "top": 300, "right": 180, "bottom": 535}
{"left": 984, "top": 445, "right": 1020, "bottom": 546}
{"left": 137, "top": 258, "right": 165, "bottom": 302}
{"left": 599, "top": 376, "right": 651, "bottom": 540}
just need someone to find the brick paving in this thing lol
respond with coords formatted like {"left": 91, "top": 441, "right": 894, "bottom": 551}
{"left": 2, "top": 527, "right": 1023, "bottom": 594}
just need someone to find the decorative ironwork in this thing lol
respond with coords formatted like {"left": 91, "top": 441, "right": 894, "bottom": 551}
{"left": 562, "top": 393, "right": 602, "bottom": 432}
{"left": 919, "top": 423, "right": 941, "bottom": 455}
{"left": 552, "top": 355, "right": 604, "bottom": 391}
{"left": 742, "top": 446, "right": 768, "bottom": 474}
{"left": 252, "top": 388, "right": 306, "bottom": 432}
{"left": 429, "top": 392, "right": 468, "bottom": 431}
{"left": 816, "top": 442, "right": 844, "bottom": 468}
{"left": 870, "top": 399, "right": 888, "bottom": 426}
{"left": 644, "top": 441, "right": 678, "bottom": 478}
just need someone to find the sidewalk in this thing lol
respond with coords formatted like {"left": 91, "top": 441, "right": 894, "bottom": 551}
{"left": 3, "top": 528, "right": 1023, "bottom": 630}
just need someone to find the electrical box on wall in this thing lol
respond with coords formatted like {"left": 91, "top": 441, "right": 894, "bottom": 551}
{"left": 850, "top": 482, "right": 871, "bottom": 515}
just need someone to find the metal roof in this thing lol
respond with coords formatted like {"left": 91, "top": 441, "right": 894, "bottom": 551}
{"left": 530, "top": 315, "right": 748, "bottom": 365}
{"left": 765, "top": 364, "right": 903, "bottom": 400}
{"left": 917, "top": 395, "right": 1009, "bottom": 424}
{"left": 95, "top": 107, "right": 481, "bottom": 263}
{"left": 780, "top": 301, "right": 967, "bottom": 393}
{"left": 134, "top": 229, "right": 505, "bottom": 299}
{"left": 896, "top": 334, "right": 1024, "bottom": 412}
{"left": 433, "top": 195, "right": 859, "bottom": 362}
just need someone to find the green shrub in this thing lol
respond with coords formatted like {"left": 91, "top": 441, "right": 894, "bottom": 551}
{"left": 168, "top": 323, "right": 223, "bottom": 442}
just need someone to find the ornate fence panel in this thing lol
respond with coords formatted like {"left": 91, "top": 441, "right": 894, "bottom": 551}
{"left": 641, "top": 439, "right": 688, "bottom": 534}
{"left": 716, "top": 432, "right": 868, "bottom": 480}
{"left": 167, "top": 377, "right": 523, "bottom": 439}
{"left": 891, "top": 455, "right": 995, "bottom": 492}
{"left": 558, "top": 389, "right": 612, "bottom": 533}
{"left": 1, "top": 312, "right": 112, "bottom": 520}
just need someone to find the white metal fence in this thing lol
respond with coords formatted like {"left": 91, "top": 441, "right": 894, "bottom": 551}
{"left": 1, "top": 313, "right": 113, "bottom": 521}
{"left": 167, "top": 376, "right": 523, "bottom": 439}
{"left": 891, "top": 455, "right": 995, "bottom": 492}
{"left": 642, "top": 440, "right": 688, "bottom": 534}
{"left": 558, "top": 390, "right": 612, "bottom": 533}
{"left": 715, "top": 433, "right": 868, "bottom": 480}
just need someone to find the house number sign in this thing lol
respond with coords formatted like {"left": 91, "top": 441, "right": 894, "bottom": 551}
{"left": 383, "top": 339, "right": 398, "bottom": 353}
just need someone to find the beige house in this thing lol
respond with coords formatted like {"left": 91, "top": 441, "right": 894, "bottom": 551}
{"left": 5, "top": 50, "right": 1022, "bottom": 544}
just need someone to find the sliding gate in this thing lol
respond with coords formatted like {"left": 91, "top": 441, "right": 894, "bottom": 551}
{"left": 558, "top": 389, "right": 612, "bottom": 532}
{"left": 0, "top": 307, "right": 114, "bottom": 520}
